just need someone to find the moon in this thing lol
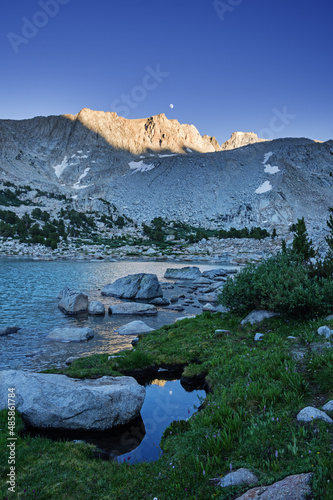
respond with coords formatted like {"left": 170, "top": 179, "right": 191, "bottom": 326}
{"left": 170, "top": 104, "right": 174, "bottom": 109}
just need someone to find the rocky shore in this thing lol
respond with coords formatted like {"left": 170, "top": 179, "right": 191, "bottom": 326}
{"left": 0, "top": 234, "right": 294, "bottom": 265}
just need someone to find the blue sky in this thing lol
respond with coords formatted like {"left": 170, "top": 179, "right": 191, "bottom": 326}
{"left": 1, "top": 0, "right": 332, "bottom": 143}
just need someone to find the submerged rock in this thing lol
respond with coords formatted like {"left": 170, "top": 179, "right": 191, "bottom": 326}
{"left": 0, "top": 370, "right": 145, "bottom": 430}
{"left": 47, "top": 327, "right": 94, "bottom": 342}
{"left": 109, "top": 303, "right": 157, "bottom": 316}
{"left": 0, "top": 326, "right": 21, "bottom": 337}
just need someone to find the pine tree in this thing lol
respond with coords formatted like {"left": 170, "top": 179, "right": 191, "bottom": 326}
{"left": 325, "top": 207, "right": 333, "bottom": 253}
{"left": 292, "top": 217, "right": 315, "bottom": 262}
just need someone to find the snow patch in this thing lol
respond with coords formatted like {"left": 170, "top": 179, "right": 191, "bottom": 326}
{"left": 158, "top": 154, "right": 177, "bottom": 158}
{"left": 262, "top": 152, "right": 273, "bottom": 165}
{"left": 187, "top": 148, "right": 193, "bottom": 153}
{"left": 72, "top": 184, "right": 91, "bottom": 190}
{"left": 73, "top": 168, "right": 91, "bottom": 189}
{"left": 53, "top": 157, "right": 69, "bottom": 178}
{"left": 72, "top": 195, "right": 78, "bottom": 200}
{"left": 256, "top": 181, "right": 273, "bottom": 194}
{"left": 264, "top": 164, "right": 280, "bottom": 174}
{"left": 77, "top": 150, "right": 83, "bottom": 154}
{"left": 128, "top": 161, "right": 155, "bottom": 173}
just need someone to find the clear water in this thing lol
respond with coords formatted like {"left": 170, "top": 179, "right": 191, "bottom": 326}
{"left": 0, "top": 258, "right": 223, "bottom": 371}
{"left": 26, "top": 377, "right": 206, "bottom": 463}
{"left": 116, "top": 377, "right": 206, "bottom": 463}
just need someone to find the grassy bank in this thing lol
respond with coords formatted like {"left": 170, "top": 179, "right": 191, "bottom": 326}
{"left": 1, "top": 312, "right": 333, "bottom": 499}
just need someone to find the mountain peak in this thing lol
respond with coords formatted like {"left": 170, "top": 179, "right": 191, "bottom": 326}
{"left": 220, "top": 131, "right": 267, "bottom": 151}
{"left": 64, "top": 108, "right": 220, "bottom": 154}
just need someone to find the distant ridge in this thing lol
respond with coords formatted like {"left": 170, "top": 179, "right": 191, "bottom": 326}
{"left": 0, "top": 108, "right": 332, "bottom": 237}
{"left": 220, "top": 131, "right": 267, "bottom": 151}
{"left": 64, "top": 109, "right": 220, "bottom": 155}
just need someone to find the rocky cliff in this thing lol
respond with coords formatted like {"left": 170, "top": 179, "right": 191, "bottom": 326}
{"left": 220, "top": 131, "right": 266, "bottom": 150}
{"left": 64, "top": 109, "right": 220, "bottom": 154}
{"left": 0, "top": 109, "right": 332, "bottom": 238}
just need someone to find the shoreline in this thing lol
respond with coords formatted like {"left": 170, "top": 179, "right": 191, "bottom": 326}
{"left": 0, "top": 234, "right": 289, "bottom": 265}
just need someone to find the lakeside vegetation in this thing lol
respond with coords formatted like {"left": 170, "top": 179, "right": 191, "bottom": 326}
{"left": 1, "top": 206, "right": 333, "bottom": 497}
{"left": 1, "top": 312, "right": 332, "bottom": 499}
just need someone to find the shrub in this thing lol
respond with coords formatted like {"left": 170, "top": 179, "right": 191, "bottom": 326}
{"left": 219, "top": 250, "right": 333, "bottom": 318}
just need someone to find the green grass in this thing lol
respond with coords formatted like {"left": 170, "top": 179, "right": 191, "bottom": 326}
{"left": 1, "top": 312, "right": 333, "bottom": 499}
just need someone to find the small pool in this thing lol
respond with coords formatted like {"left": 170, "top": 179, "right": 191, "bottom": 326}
{"left": 24, "top": 376, "right": 206, "bottom": 464}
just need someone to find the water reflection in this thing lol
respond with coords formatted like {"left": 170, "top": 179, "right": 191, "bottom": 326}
{"left": 24, "top": 378, "right": 206, "bottom": 464}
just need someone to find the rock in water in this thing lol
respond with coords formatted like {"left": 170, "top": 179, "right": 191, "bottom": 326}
{"left": 88, "top": 301, "right": 105, "bottom": 315}
{"left": 58, "top": 288, "right": 88, "bottom": 315}
{"left": 118, "top": 321, "right": 154, "bottom": 335}
{"left": 0, "top": 326, "right": 21, "bottom": 337}
{"left": 46, "top": 327, "right": 94, "bottom": 342}
{"left": 164, "top": 267, "right": 202, "bottom": 280}
{"left": 109, "top": 303, "right": 157, "bottom": 316}
{"left": 101, "top": 273, "right": 163, "bottom": 299}
{"left": 0, "top": 370, "right": 145, "bottom": 430}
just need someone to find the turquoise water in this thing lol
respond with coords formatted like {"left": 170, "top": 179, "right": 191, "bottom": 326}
{"left": 0, "top": 258, "right": 222, "bottom": 371}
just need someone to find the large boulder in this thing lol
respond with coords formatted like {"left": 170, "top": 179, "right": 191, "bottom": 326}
{"left": 109, "top": 303, "right": 157, "bottom": 316}
{"left": 46, "top": 327, "right": 94, "bottom": 342}
{"left": 101, "top": 273, "right": 162, "bottom": 300}
{"left": 58, "top": 288, "right": 88, "bottom": 315}
{"left": 164, "top": 267, "right": 202, "bottom": 280}
{"left": 118, "top": 321, "right": 154, "bottom": 335}
{"left": 236, "top": 473, "right": 312, "bottom": 500}
{"left": 0, "top": 370, "right": 145, "bottom": 430}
